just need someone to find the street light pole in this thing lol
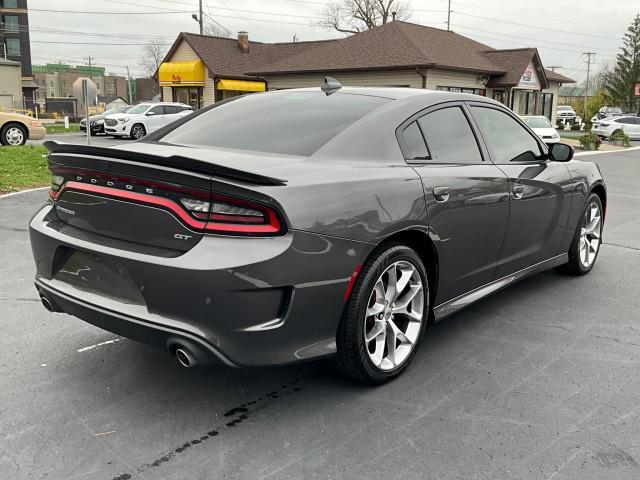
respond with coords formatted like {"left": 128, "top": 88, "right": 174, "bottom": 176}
{"left": 199, "top": 0, "right": 203, "bottom": 34}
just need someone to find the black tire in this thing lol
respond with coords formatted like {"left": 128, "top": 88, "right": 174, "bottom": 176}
{"left": 558, "top": 193, "right": 604, "bottom": 275}
{"left": 1, "top": 123, "right": 27, "bottom": 146}
{"left": 130, "top": 123, "right": 146, "bottom": 139}
{"left": 336, "top": 243, "right": 429, "bottom": 384}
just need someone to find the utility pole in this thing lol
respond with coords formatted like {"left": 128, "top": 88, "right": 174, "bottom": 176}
{"left": 84, "top": 55, "right": 94, "bottom": 79}
{"left": 199, "top": 0, "right": 203, "bottom": 34}
{"left": 447, "top": 0, "right": 452, "bottom": 31}
{"left": 583, "top": 52, "right": 595, "bottom": 120}
{"left": 126, "top": 65, "right": 133, "bottom": 104}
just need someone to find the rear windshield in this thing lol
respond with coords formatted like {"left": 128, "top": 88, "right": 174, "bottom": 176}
{"left": 158, "top": 91, "right": 392, "bottom": 156}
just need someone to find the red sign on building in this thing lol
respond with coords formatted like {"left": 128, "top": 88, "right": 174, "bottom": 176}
{"left": 635, "top": 83, "right": 640, "bottom": 96}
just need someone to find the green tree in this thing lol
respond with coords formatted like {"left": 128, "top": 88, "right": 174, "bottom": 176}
{"left": 606, "top": 14, "right": 640, "bottom": 111}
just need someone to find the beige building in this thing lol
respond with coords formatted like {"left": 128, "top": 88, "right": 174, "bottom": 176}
{"left": 0, "top": 58, "right": 24, "bottom": 110}
{"left": 159, "top": 21, "right": 573, "bottom": 122}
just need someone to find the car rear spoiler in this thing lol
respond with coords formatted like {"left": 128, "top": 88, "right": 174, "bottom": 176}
{"left": 43, "top": 141, "right": 287, "bottom": 186}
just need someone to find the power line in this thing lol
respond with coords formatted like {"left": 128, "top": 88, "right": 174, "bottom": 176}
{"left": 454, "top": 11, "right": 620, "bottom": 41}
{"left": 27, "top": 7, "right": 191, "bottom": 14}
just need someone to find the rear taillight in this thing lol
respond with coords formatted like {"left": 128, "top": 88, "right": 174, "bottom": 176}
{"left": 180, "top": 195, "right": 282, "bottom": 234}
{"left": 49, "top": 169, "right": 285, "bottom": 236}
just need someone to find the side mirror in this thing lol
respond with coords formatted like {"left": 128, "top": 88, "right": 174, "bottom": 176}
{"left": 548, "top": 143, "right": 573, "bottom": 162}
{"left": 146, "top": 111, "right": 156, "bottom": 116}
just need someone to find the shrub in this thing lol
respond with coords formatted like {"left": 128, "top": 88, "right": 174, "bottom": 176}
{"left": 609, "top": 128, "right": 631, "bottom": 146}
{"left": 570, "top": 123, "right": 582, "bottom": 131}
{"left": 579, "top": 132, "right": 602, "bottom": 150}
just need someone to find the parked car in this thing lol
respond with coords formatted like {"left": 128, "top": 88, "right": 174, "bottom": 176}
{"left": 592, "top": 116, "right": 640, "bottom": 140}
{"left": 0, "top": 110, "right": 46, "bottom": 145}
{"left": 521, "top": 115, "right": 560, "bottom": 143}
{"left": 32, "top": 85, "right": 606, "bottom": 384}
{"left": 80, "top": 105, "right": 131, "bottom": 136}
{"left": 556, "top": 105, "right": 577, "bottom": 122}
{"left": 590, "top": 106, "right": 624, "bottom": 123}
{"left": 103, "top": 102, "right": 192, "bottom": 139}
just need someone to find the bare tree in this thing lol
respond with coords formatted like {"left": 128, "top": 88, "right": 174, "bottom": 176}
{"left": 204, "top": 18, "right": 233, "bottom": 38}
{"left": 138, "top": 38, "right": 168, "bottom": 78}
{"left": 318, "top": 0, "right": 411, "bottom": 34}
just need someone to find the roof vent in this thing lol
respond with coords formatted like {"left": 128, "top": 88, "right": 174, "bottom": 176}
{"left": 321, "top": 76, "right": 342, "bottom": 96}
{"left": 237, "top": 31, "right": 249, "bottom": 53}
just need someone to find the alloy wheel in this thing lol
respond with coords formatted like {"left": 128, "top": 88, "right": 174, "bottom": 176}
{"left": 364, "top": 260, "right": 424, "bottom": 371}
{"left": 5, "top": 127, "right": 24, "bottom": 145}
{"left": 579, "top": 201, "right": 602, "bottom": 268}
{"left": 131, "top": 126, "right": 145, "bottom": 139}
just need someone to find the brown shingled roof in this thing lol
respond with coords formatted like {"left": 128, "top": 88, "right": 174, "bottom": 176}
{"left": 248, "top": 21, "right": 505, "bottom": 75}
{"left": 164, "top": 21, "right": 575, "bottom": 85}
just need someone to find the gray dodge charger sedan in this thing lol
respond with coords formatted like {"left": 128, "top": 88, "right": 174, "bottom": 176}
{"left": 30, "top": 83, "right": 606, "bottom": 384}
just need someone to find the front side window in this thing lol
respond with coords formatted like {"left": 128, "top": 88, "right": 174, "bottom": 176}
{"left": 417, "top": 107, "right": 483, "bottom": 164}
{"left": 6, "top": 38, "right": 20, "bottom": 55}
{"left": 471, "top": 106, "right": 542, "bottom": 163}
{"left": 159, "top": 91, "right": 391, "bottom": 156}
{"left": 614, "top": 117, "right": 635, "bottom": 125}
{"left": 148, "top": 105, "right": 164, "bottom": 115}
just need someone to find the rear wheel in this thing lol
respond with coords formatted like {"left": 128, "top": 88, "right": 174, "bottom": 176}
{"left": 560, "top": 193, "right": 603, "bottom": 275}
{"left": 336, "top": 244, "right": 429, "bottom": 384}
{"left": 1, "top": 123, "right": 27, "bottom": 146}
{"left": 130, "top": 123, "right": 146, "bottom": 139}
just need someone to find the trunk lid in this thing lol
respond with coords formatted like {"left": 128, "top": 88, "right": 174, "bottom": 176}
{"left": 45, "top": 141, "right": 290, "bottom": 252}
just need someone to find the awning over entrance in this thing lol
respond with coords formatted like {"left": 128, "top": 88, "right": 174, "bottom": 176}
{"left": 159, "top": 60, "right": 205, "bottom": 87}
{"left": 217, "top": 79, "right": 265, "bottom": 92}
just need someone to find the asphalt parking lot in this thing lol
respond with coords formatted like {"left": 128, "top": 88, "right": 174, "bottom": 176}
{"left": 29, "top": 132, "right": 128, "bottom": 148}
{"left": 1, "top": 149, "right": 639, "bottom": 480}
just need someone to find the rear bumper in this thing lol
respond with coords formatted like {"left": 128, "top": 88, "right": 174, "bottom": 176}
{"left": 35, "top": 278, "right": 237, "bottom": 367}
{"left": 29, "top": 204, "right": 372, "bottom": 366}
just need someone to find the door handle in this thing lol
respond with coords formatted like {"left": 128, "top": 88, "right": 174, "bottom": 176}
{"left": 512, "top": 184, "right": 524, "bottom": 199}
{"left": 433, "top": 186, "right": 450, "bottom": 202}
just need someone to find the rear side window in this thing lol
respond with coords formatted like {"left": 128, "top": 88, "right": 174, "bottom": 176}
{"left": 158, "top": 91, "right": 392, "bottom": 156}
{"left": 471, "top": 106, "right": 542, "bottom": 163}
{"left": 417, "top": 107, "right": 482, "bottom": 163}
{"left": 402, "top": 122, "right": 429, "bottom": 160}
{"left": 164, "top": 106, "right": 181, "bottom": 114}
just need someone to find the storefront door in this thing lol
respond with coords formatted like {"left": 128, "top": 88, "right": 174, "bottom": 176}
{"left": 173, "top": 87, "right": 202, "bottom": 110}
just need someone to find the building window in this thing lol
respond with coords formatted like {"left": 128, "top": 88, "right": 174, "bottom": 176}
{"left": 4, "top": 15, "right": 19, "bottom": 32}
{"left": 172, "top": 87, "right": 202, "bottom": 110}
{"left": 513, "top": 90, "right": 537, "bottom": 115}
{"left": 539, "top": 93, "right": 554, "bottom": 120}
{"left": 492, "top": 90, "right": 506, "bottom": 105}
{"left": 437, "top": 86, "right": 486, "bottom": 96}
{"left": 6, "top": 38, "right": 20, "bottom": 55}
{"left": 3, "top": 0, "right": 18, "bottom": 8}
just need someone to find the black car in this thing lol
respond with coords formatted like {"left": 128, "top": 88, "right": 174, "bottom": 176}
{"left": 80, "top": 105, "right": 131, "bottom": 135}
{"left": 31, "top": 84, "right": 606, "bottom": 384}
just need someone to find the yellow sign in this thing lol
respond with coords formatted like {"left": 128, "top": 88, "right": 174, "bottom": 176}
{"left": 217, "top": 79, "right": 266, "bottom": 92}
{"left": 159, "top": 60, "right": 205, "bottom": 86}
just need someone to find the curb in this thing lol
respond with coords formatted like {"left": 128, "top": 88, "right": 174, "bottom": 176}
{"left": 575, "top": 146, "right": 640, "bottom": 157}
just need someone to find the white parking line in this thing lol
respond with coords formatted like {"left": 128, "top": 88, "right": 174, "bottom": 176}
{"left": 77, "top": 338, "right": 121, "bottom": 353}
{"left": 0, "top": 186, "right": 49, "bottom": 199}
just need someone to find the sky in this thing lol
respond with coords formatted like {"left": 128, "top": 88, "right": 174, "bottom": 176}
{"left": 27, "top": 0, "right": 640, "bottom": 83}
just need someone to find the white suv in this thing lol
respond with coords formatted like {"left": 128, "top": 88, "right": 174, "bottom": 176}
{"left": 104, "top": 102, "right": 193, "bottom": 139}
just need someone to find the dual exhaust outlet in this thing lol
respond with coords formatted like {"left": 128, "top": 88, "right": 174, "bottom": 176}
{"left": 39, "top": 293, "right": 204, "bottom": 369}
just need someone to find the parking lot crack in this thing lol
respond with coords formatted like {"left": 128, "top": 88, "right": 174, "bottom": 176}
{"left": 110, "top": 376, "right": 306, "bottom": 480}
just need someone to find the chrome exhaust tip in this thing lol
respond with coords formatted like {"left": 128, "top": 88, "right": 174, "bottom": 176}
{"left": 41, "top": 296, "right": 53, "bottom": 312}
{"left": 175, "top": 347, "right": 197, "bottom": 368}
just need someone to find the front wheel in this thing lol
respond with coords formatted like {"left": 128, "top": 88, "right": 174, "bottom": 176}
{"left": 560, "top": 193, "right": 603, "bottom": 275}
{"left": 130, "top": 123, "right": 146, "bottom": 140}
{"left": 336, "top": 244, "right": 429, "bottom": 384}
{"left": 1, "top": 123, "right": 27, "bottom": 146}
